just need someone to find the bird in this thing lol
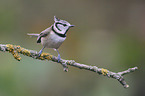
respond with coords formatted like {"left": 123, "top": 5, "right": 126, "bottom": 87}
{"left": 27, "top": 16, "right": 74, "bottom": 62}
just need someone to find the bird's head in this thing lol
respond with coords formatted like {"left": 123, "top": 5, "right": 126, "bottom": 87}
{"left": 53, "top": 16, "right": 74, "bottom": 35}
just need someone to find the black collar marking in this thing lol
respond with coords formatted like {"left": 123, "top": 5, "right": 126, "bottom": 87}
{"left": 52, "top": 26, "right": 66, "bottom": 38}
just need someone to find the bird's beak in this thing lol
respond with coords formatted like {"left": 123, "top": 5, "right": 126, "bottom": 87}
{"left": 69, "top": 25, "right": 75, "bottom": 27}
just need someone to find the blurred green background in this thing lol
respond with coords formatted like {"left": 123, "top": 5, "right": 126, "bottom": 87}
{"left": 0, "top": 0, "right": 145, "bottom": 96}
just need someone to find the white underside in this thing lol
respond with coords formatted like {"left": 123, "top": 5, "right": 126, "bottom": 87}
{"left": 41, "top": 31, "right": 66, "bottom": 49}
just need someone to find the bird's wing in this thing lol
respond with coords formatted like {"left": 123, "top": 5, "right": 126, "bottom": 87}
{"left": 37, "top": 26, "right": 52, "bottom": 43}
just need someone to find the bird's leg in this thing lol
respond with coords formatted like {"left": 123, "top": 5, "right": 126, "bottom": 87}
{"left": 56, "top": 49, "right": 61, "bottom": 62}
{"left": 38, "top": 46, "right": 45, "bottom": 57}
{"left": 56, "top": 49, "right": 68, "bottom": 71}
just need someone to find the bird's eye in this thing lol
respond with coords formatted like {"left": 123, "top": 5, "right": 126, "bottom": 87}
{"left": 63, "top": 24, "right": 67, "bottom": 26}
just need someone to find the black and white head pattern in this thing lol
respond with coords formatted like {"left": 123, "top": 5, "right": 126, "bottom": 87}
{"left": 52, "top": 16, "right": 74, "bottom": 37}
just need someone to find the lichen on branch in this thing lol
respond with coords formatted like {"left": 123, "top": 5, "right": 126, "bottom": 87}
{"left": 5, "top": 44, "right": 52, "bottom": 61}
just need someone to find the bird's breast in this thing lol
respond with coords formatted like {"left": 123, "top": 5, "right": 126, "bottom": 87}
{"left": 41, "top": 32, "right": 66, "bottom": 49}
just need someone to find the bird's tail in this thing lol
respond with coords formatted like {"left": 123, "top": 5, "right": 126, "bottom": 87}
{"left": 27, "top": 33, "right": 39, "bottom": 37}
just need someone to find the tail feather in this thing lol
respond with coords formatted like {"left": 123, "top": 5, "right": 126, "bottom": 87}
{"left": 27, "top": 33, "right": 39, "bottom": 37}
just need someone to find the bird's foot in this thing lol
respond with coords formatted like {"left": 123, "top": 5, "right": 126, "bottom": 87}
{"left": 38, "top": 50, "right": 43, "bottom": 57}
{"left": 57, "top": 54, "right": 61, "bottom": 62}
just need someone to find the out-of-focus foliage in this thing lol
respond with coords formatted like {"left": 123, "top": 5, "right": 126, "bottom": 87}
{"left": 0, "top": 0, "right": 145, "bottom": 96}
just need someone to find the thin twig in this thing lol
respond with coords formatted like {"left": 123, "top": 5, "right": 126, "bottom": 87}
{"left": 0, "top": 44, "right": 138, "bottom": 88}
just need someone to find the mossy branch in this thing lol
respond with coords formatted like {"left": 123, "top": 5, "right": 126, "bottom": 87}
{"left": 0, "top": 44, "right": 138, "bottom": 88}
